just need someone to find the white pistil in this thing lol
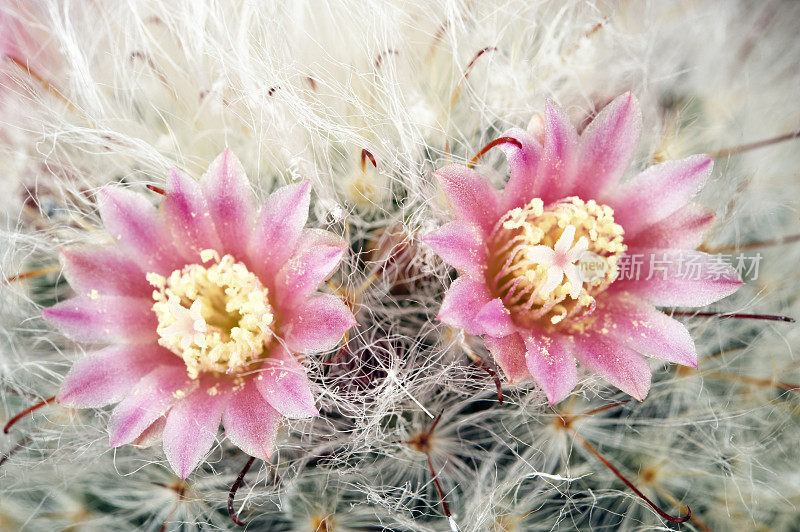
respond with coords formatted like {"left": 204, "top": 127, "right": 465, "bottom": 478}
{"left": 525, "top": 224, "right": 589, "bottom": 300}
{"left": 159, "top": 298, "right": 208, "bottom": 350}
{"left": 488, "top": 197, "right": 626, "bottom": 327}
{"left": 148, "top": 250, "right": 274, "bottom": 379}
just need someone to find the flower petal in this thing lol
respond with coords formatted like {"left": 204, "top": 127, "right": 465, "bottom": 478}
{"left": 283, "top": 294, "right": 356, "bottom": 353}
{"left": 162, "top": 168, "right": 221, "bottom": 261}
{"left": 475, "top": 298, "right": 516, "bottom": 338}
{"left": 496, "top": 127, "right": 542, "bottom": 212}
{"left": 163, "top": 383, "right": 229, "bottom": 479}
{"left": 610, "top": 155, "right": 713, "bottom": 236}
{"left": 60, "top": 246, "right": 149, "bottom": 297}
{"left": 523, "top": 333, "right": 578, "bottom": 405}
{"left": 132, "top": 416, "right": 166, "bottom": 448}
{"left": 273, "top": 228, "right": 347, "bottom": 311}
{"left": 0, "top": 6, "right": 40, "bottom": 61}
{"left": 98, "top": 187, "right": 184, "bottom": 275}
{"left": 611, "top": 249, "right": 743, "bottom": 307}
{"left": 201, "top": 149, "right": 255, "bottom": 260}
{"left": 255, "top": 345, "right": 318, "bottom": 419}
{"left": 434, "top": 164, "right": 501, "bottom": 235}
{"left": 627, "top": 203, "right": 715, "bottom": 250}
{"left": 223, "top": 378, "right": 281, "bottom": 461}
{"left": 574, "top": 92, "right": 642, "bottom": 198}
{"left": 536, "top": 100, "right": 579, "bottom": 203}
{"left": 572, "top": 331, "right": 652, "bottom": 401}
{"left": 43, "top": 295, "right": 157, "bottom": 343}
{"left": 437, "top": 276, "right": 492, "bottom": 336}
{"left": 591, "top": 294, "right": 698, "bottom": 367}
{"left": 422, "top": 221, "right": 487, "bottom": 278}
{"left": 57, "top": 345, "right": 168, "bottom": 408}
{"left": 484, "top": 333, "right": 532, "bottom": 384}
{"left": 248, "top": 180, "right": 312, "bottom": 282}
{"left": 108, "top": 365, "right": 193, "bottom": 447}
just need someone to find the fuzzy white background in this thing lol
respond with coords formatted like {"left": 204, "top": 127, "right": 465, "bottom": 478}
{"left": 2, "top": 1, "right": 800, "bottom": 531}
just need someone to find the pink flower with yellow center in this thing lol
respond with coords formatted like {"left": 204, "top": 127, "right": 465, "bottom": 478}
{"left": 425, "top": 93, "right": 743, "bottom": 404}
{"left": 44, "top": 150, "right": 356, "bottom": 478}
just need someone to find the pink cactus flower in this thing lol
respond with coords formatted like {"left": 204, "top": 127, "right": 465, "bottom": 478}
{"left": 44, "top": 150, "right": 356, "bottom": 478}
{"left": 1, "top": 1, "right": 55, "bottom": 77}
{"left": 425, "top": 93, "right": 743, "bottom": 404}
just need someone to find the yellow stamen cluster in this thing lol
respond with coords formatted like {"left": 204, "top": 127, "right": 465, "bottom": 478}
{"left": 487, "top": 197, "right": 626, "bottom": 327}
{"left": 147, "top": 250, "right": 274, "bottom": 379}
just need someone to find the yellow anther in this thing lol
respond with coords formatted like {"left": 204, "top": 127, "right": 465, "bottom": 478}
{"left": 148, "top": 250, "right": 274, "bottom": 378}
{"left": 488, "top": 197, "right": 626, "bottom": 328}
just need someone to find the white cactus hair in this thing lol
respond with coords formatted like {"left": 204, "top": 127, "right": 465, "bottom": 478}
{"left": 2, "top": 0, "right": 800, "bottom": 530}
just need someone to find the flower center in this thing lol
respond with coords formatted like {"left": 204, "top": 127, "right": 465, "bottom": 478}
{"left": 147, "top": 250, "right": 274, "bottom": 379}
{"left": 487, "top": 197, "right": 626, "bottom": 327}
